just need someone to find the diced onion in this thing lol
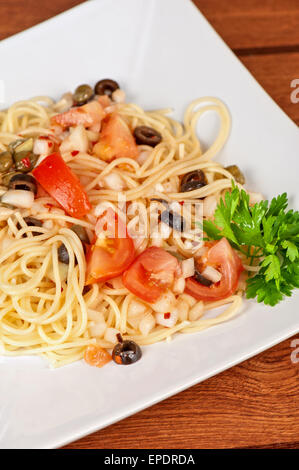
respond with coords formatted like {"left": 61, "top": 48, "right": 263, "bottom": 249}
{"left": 201, "top": 265, "right": 222, "bottom": 283}
{"left": 104, "top": 327, "right": 120, "bottom": 344}
{"left": 149, "top": 290, "right": 176, "bottom": 313}
{"left": 181, "top": 257, "right": 195, "bottom": 278}
{"left": 108, "top": 276, "right": 124, "bottom": 290}
{"left": 112, "top": 89, "right": 126, "bottom": 103}
{"left": 188, "top": 301, "right": 204, "bottom": 321}
{"left": 89, "top": 320, "right": 106, "bottom": 338}
{"left": 87, "top": 310, "right": 105, "bottom": 322}
{"left": 60, "top": 124, "right": 89, "bottom": 154}
{"left": 127, "top": 299, "right": 148, "bottom": 318}
{"left": 139, "top": 313, "right": 156, "bottom": 336}
{"left": 33, "top": 138, "right": 52, "bottom": 156}
{"left": 102, "top": 172, "right": 124, "bottom": 191}
{"left": 176, "top": 299, "right": 189, "bottom": 322}
{"left": 1, "top": 190, "right": 34, "bottom": 208}
{"left": 172, "top": 276, "right": 185, "bottom": 294}
{"left": 203, "top": 195, "right": 217, "bottom": 218}
{"left": 137, "top": 150, "right": 151, "bottom": 165}
{"left": 156, "top": 309, "right": 178, "bottom": 328}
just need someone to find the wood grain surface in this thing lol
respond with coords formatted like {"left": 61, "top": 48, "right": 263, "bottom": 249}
{"left": 1, "top": 0, "right": 298, "bottom": 450}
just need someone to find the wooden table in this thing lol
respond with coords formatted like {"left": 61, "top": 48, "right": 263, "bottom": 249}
{"left": 1, "top": 0, "right": 298, "bottom": 449}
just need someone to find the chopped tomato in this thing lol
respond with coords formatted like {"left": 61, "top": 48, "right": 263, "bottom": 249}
{"left": 32, "top": 152, "right": 91, "bottom": 218}
{"left": 92, "top": 113, "right": 138, "bottom": 162}
{"left": 51, "top": 100, "right": 105, "bottom": 132}
{"left": 122, "top": 247, "right": 180, "bottom": 303}
{"left": 84, "top": 344, "right": 112, "bottom": 368}
{"left": 85, "top": 208, "right": 135, "bottom": 284}
{"left": 185, "top": 238, "right": 243, "bottom": 301}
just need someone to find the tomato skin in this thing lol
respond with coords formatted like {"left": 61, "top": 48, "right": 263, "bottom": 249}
{"left": 122, "top": 247, "right": 180, "bottom": 303}
{"left": 93, "top": 113, "right": 138, "bottom": 161}
{"left": 84, "top": 344, "right": 112, "bottom": 368}
{"left": 185, "top": 238, "right": 243, "bottom": 301}
{"left": 85, "top": 209, "right": 135, "bottom": 284}
{"left": 32, "top": 153, "right": 91, "bottom": 218}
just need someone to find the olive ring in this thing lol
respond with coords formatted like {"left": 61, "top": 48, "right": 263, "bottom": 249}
{"left": 94, "top": 79, "right": 119, "bottom": 97}
{"left": 133, "top": 126, "right": 162, "bottom": 147}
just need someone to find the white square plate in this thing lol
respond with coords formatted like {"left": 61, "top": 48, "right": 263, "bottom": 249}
{"left": 0, "top": 0, "right": 298, "bottom": 449}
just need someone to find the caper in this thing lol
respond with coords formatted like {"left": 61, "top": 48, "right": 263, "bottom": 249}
{"left": 94, "top": 79, "right": 119, "bottom": 97}
{"left": 112, "top": 339, "right": 142, "bottom": 365}
{"left": 70, "top": 224, "right": 89, "bottom": 244}
{"left": 13, "top": 138, "right": 34, "bottom": 154}
{"left": 0, "top": 151, "right": 13, "bottom": 173}
{"left": 14, "top": 151, "right": 38, "bottom": 173}
{"left": 180, "top": 170, "right": 207, "bottom": 193}
{"left": 73, "top": 84, "right": 94, "bottom": 106}
{"left": 133, "top": 126, "right": 162, "bottom": 147}
{"left": 214, "top": 165, "right": 245, "bottom": 185}
{"left": 9, "top": 173, "right": 37, "bottom": 193}
{"left": 225, "top": 165, "right": 245, "bottom": 185}
{"left": 8, "top": 139, "right": 25, "bottom": 152}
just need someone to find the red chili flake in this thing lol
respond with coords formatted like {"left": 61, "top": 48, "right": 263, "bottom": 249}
{"left": 39, "top": 136, "right": 49, "bottom": 140}
{"left": 71, "top": 150, "right": 79, "bottom": 156}
{"left": 45, "top": 203, "right": 54, "bottom": 209}
{"left": 48, "top": 142, "right": 53, "bottom": 147}
{"left": 164, "top": 312, "right": 171, "bottom": 319}
{"left": 179, "top": 201, "right": 184, "bottom": 205}
{"left": 116, "top": 333, "right": 123, "bottom": 343}
{"left": 21, "top": 157, "right": 31, "bottom": 168}
{"left": 91, "top": 141, "right": 98, "bottom": 146}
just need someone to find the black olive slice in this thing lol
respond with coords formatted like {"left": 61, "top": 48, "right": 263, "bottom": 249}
{"left": 133, "top": 126, "right": 162, "bottom": 147}
{"left": 112, "top": 340, "right": 142, "bottom": 365}
{"left": 180, "top": 170, "right": 207, "bottom": 193}
{"left": 94, "top": 79, "right": 119, "bottom": 97}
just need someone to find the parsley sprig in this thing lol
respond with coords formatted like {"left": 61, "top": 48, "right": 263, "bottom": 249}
{"left": 203, "top": 183, "right": 299, "bottom": 306}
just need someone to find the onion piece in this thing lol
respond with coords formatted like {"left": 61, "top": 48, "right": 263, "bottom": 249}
{"left": 59, "top": 124, "right": 89, "bottom": 154}
{"left": 149, "top": 290, "right": 176, "bottom": 313}
{"left": 137, "top": 150, "right": 151, "bottom": 165}
{"left": 201, "top": 265, "right": 222, "bottom": 283}
{"left": 1, "top": 190, "right": 34, "bottom": 208}
{"left": 188, "top": 301, "right": 204, "bottom": 321}
{"left": 33, "top": 138, "right": 52, "bottom": 156}
{"left": 127, "top": 299, "right": 148, "bottom": 318}
{"left": 172, "top": 276, "right": 185, "bottom": 294}
{"left": 102, "top": 172, "right": 124, "bottom": 191}
{"left": 181, "top": 257, "right": 195, "bottom": 278}
{"left": 104, "top": 327, "right": 120, "bottom": 344}
{"left": 156, "top": 309, "right": 178, "bottom": 328}
{"left": 139, "top": 313, "right": 156, "bottom": 336}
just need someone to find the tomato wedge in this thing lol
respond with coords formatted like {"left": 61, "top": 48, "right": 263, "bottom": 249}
{"left": 32, "top": 152, "right": 91, "bottom": 218}
{"left": 93, "top": 113, "right": 138, "bottom": 161}
{"left": 85, "top": 208, "right": 135, "bottom": 284}
{"left": 185, "top": 238, "right": 243, "bottom": 301}
{"left": 84, "top": 344, "right": 112, "bottom": 368}
{"left": 122, "top": 247, "right": 180, "bottom": 303}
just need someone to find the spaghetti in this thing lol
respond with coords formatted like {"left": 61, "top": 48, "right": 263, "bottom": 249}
{"left": 0, "top": 85, "right": 248, "bottom": 368}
